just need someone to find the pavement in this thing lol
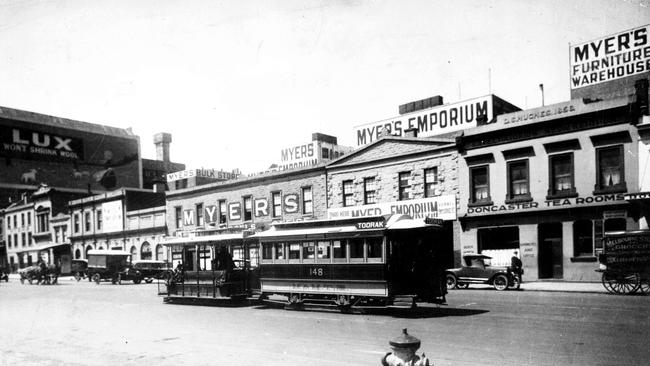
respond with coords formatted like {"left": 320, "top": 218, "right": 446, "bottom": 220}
{"left": 7, "top": 273, "right": 607, "bottom": 293}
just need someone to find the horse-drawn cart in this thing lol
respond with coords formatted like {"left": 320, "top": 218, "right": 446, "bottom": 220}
{"left": 18, "top": 264, "right": 59, "bottom": 285}
{"left": 597, "top": 231, "right": 650, "bottom": 295}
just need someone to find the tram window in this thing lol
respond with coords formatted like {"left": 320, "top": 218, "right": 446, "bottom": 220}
{"left": 367, "top": 237, "right": 382, "bottom": 261}
{"left": 262, "top": 244, "right": 273, "bottom": 260}
{"left": 332, "top": 240, "right": 346, "bottom": 261}
{"left": 232, "top": 247, "right": 244, "bottom": 262}
{"left": 317, "top": 241, "right": 330, "bottom": 260}
{"left": 303, "top": 242, "right": 316, "bottom": 260}
{"left": 249, "top": 246, "right": 259, "bottom": 268}
{"left": 199, "top": 247, "right": 211, "bottom": 271}
{"left": 289, "top": 244, "right": 301, "bottom": 260}
{"left": 349, "top": 239, "right": 364, "bottom": 261}
{"left": 274, "top": 243, "right": 285, "bottom": 260}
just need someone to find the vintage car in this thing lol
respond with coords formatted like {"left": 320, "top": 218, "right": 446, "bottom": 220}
{"left": 87, "top": 250, "right": 143, "bottom": 285}
{"left": 132, "top": 260, "right": 172, "bottom": 283}
{"left": 445, "top": 254, "right": 520, "bottom": 291}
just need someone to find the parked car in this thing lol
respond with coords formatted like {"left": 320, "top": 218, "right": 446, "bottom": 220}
{"left": 132, "top": 260, "right": 172, "bottom": 283}
{"left": 0, "top": 266, "right": 9, "bottom": 282}
{"left": 87, "top": 250, "right": 142, "bottom": 285}
{"left": 445, "top": 254, "right": 520, "bottom": 291}
{"left": 71, "top": 259, "right": 88, "bottom": 281}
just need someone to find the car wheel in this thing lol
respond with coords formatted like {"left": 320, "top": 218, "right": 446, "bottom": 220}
{"left": 508, "top": 276, "right": 521, "bottom": 290}
{"left": 445, "top": 274, "right": 458, "bottom": 290}
{"left": 457, "top": 282, "right": 469, "bottom": 289}
{"left": 74, "top": 272, "right": 82, "bottom": 281}
{"left": 92, "top": 273, "right": 101, "bottom": 284}
{"left": 133, "top": 276, "right": 142, "bottom": 285}
{"left": 493, "top": 274, "right": 509, "bottom": 291}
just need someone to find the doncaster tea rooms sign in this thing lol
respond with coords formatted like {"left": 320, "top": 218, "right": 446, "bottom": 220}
{"left": 570, "top": 24, "right": 650, "bottom": 89}
{"left": 353, "top": 96, "right": 493, "bottom": 147}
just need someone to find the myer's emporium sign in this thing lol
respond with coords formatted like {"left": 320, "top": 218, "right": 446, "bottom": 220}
{"left": 570, "top": 24, "right": 650, "bottom": 89}
{"left": 277, "top": 141, "right": 319, "bottom": 170}
{"left": 353, "top": 96, "right": 492, "bottom": 147}
{"left": 0, "top": 125, "right": 84, "bottom": 161}
{"left": 327, "top": 195, "right": 457, "bottom": 221}
{"left": 467, "top": 193, "right": 626, "bottom": 215}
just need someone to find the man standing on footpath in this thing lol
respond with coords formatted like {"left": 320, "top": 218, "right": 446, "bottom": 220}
{"left": 511, "top": 250, "right": 523, "bottom": 285}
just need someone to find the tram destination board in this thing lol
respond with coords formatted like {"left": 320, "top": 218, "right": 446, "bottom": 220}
{"left": 602, "top": 231, "right": 650, "bottom": 265}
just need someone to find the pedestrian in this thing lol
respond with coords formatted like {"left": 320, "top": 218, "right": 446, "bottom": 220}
{"left": 511, "top": 250, "right": 523, "bottom": 284}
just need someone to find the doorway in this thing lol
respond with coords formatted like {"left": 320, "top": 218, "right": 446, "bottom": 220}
{"left": 538, "top": 223, "right": 563, "bottom": 279}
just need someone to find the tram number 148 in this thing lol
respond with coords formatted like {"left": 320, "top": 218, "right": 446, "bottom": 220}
{"left": 308, "top": 267, "right": 325, "bottom": 277}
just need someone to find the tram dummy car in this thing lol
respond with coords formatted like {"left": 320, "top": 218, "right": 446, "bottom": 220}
{"left": 87, "top": 250, "right": 143, "bottom": 285}
{"left": 254, "top": 214, "right": 447, "bottom": 310}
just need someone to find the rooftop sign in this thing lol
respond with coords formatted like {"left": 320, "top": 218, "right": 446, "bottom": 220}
{"left": 570, "top": 24, "right": 650, "bottom": 90}
{"left": 353, "top": 95, "right": 493, "bottom": 147}
{"left": 166, "top": 168, "right": 238, "bottom": 183}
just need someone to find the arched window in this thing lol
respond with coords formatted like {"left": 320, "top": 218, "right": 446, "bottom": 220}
{"left": 141, "top": 242, "right": 152, "bottom": 260}
{"left": 85, "top": 245, "right": 94, "bottom": 258}
{"left": 75, "top": 249, "right": 81, "bottom": 259}
{"left": 130, "top": 245, "right": 138, "bottom": 260}
{"left": 156, "top": 244, "right": 163, "bottom": 261}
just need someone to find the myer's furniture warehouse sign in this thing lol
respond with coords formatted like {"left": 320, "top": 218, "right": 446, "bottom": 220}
{"left": 570, "top": 24, "right": 650, "bottom": 89}
{"left": 327, "top": 195, "right": 457, "bottom": 221}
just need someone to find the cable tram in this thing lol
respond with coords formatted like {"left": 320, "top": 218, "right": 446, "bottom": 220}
{"left": 253, "top": 214, "right": 447, "bottom": 311}
{"left": 160, "top": 232, "right": 260, "bottom": 303}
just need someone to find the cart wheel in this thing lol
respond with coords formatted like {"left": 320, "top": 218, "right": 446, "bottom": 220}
{"left": 603, "top": 271, "right": 640, "bottom": 294}
{"left": 639, "top": 278, "right": 649, "bottom": 295}
{"left": 456, "top": 282, "right": 469, "bottom": 289}
{"left": 601, "top": 271, "right": 617, "bottom": 294}
{"left": 445, "top": 274, "right": 458, "bottom": 290}
{"left": 92, "top": 273, "right": 101, "bottom": 284}
{"left": 492, "top": 274, "right": 509, "bottom": 291}
{"left": 74, "top": 272, "right": 82, "bottom": 281}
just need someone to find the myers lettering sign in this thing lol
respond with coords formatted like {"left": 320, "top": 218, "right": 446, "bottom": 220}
{"left": 353, "top": 96, "right": 492, "bottom": 146}
{"left": 0, "top": 126, "right": 84, "bottom": 161}
{"left": 278, "top": 141, "right": 319, "bottom": 170}
{"left": 327, "top": 195, "right": 457, "bottom": 221}
{"left": 570, "top": 24, "right": 650, "bottom": 89}
{"left": 167, "top": 168, "right": 237, "bottom": 183}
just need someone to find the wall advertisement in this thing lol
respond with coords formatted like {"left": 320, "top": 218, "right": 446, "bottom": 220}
{"left": 327, "top": 195, "right": 457, "bottom": 221}
{"left": 353, "top": 96, "right": 493, "bottom": 147}
{"left": 570, "top": 24, "right": 650, "bottom": 89}
{"left": 101, "top": 200, "right": 124, "bottom": 233}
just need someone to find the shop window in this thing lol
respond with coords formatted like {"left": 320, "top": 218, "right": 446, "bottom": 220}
{"left": 506, "top": 159, "right": 531, "bottom": 202}
{"left": 604, "top": 218, "right": 626, "bottom": 232}
{"left": 196, "top": 203, "right": 204, "bottom": 226}
{"left": 96, "top": 210, "right": 103, "bottom": 231}
{"left": 272, "top": 192, "right": 282, "bottom": 218}
{"left": 141, "top": 242, "right": 152, "bottom": 260}
{"left": 478, "top": 227, "right": 520, "bottom": 251}
{"left": 302, "top": 186, "right": 313, "bottom": 214}
{"left": 548, "top": 153, "right": 576, "bottom": 198}
{"left": 469, "top": 165, "right": 491, "bottom": 205}
{"left": 573, "top": 220, "right": 593, "bottom": 257}
{"left": 424, "top": 167, "right": 438, "bottom": 198}
{"left": 218, "top": 200, "right": 227, "bottom": 224}
{"left": 398, "top": 172, "right": 411, "bottom": 200}
{"left": 595, "top": 145, "right": 626, "bottom": 193}
{"left": 156, "top": 244, "right": 163, "bottom": 260}
{"left": 343, "top": 180, "right": 354, "bottom": 207}
{"left": 174, "top": 206, "right": 182, "bottom": 229}
{"left": 364, "top": 177, "right": 377, "bottom": 204}
{"left": 243, "top": 196, "right": 252, "bottom": 221}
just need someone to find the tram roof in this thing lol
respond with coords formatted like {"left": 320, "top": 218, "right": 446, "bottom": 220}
{"left": 162, "top": 233, "right": 244, "bottom": 246}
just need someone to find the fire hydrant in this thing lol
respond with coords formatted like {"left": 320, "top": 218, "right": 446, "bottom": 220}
{"left": 381, "top": 328, "right": 431, "bottom": 366}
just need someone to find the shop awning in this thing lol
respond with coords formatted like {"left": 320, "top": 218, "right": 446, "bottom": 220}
{"left": 162, "top": 233, "right": 245, "bottom": 246}
{"left": 15, "top": 242, "right": 71, "bottom": 253}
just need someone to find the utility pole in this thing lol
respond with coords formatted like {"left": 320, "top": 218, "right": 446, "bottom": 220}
{"left": 539, "top": 83, "right": 545, "bottom": 106}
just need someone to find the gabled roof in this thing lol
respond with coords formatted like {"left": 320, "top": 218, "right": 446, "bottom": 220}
{"left": 326, "top": 136, "right": 455, "bottom": 168}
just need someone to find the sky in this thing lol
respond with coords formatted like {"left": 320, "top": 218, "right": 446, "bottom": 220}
{"left": 1, "top": 0, "right": 649, "bottom": 174}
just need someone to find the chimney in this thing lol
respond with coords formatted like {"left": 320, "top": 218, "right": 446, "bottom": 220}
{"left": 153, "top": 132, "right": 172, "bottom": 163}
{"left": 404, "top": 128, "right": 418, "bottom": 138}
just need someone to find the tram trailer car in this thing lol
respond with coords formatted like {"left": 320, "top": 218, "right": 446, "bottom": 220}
{"left": 254, "top": 214, "right": 447, "bottom": 311}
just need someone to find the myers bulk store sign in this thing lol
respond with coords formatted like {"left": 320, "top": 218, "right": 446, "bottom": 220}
{"left": 327, "top": 195, "right": 457, "bottom": 221}
{"left": 353, "top": 96, "right": 492, "bottom": 146}
{"left": 570, "top": 24, "right": 650, "bottom": 89}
